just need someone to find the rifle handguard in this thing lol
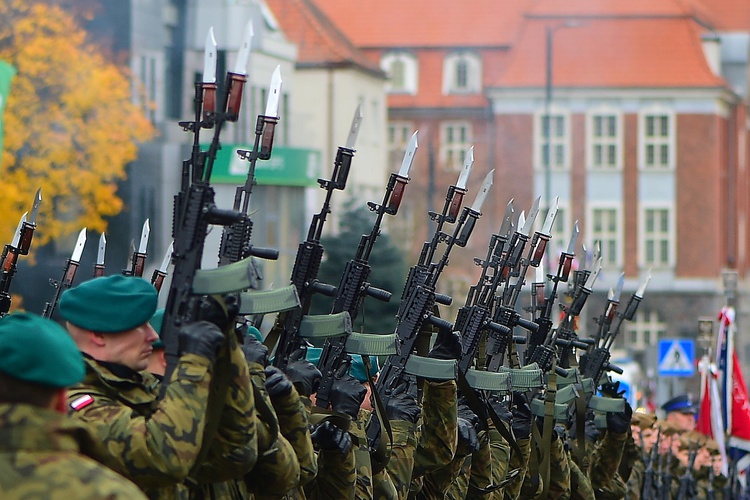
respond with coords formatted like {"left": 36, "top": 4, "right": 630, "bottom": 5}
{"left": 516, "top": 317, "right": 539, "bottom": 332}
{"left": 555, "top": 338, "right": 590, "bottom": 350}
{"left": 365, "top": 285, "right": 392, "bottom": 302}
{"left": 426, "top": 314, "right": 453, "bottom": 331}
{"left": 487, "top": 321, "right": 511, "bottom": 336}
{"left": 249, "top": 245, "right": 280, "bottom": 260}
{"left": 605, "top": 361, "right": 624, "bottom": 375}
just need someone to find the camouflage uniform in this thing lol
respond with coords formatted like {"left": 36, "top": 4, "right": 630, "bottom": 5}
{"left": 0, "top": 403, "right": 147, "bottom": 499}
{"left": 505, "top": 436, "right": 538, "bottom": 500}
{"left": 67, "top": 352, "right": 216, "bottom": 499}
{"left": 411, "top": 379, "right": 458, "bottom": 481}
{"left": 351, "top": 408, "right": 377, "bottom": 499}
{"left": 588, "top": 430, "right": 628, "bottom": 499}
{"left": 374, "top": 418, "right": 418, "bottom": 499}
{"left": 245, "top": 360, "right": 301, "bottom": 498}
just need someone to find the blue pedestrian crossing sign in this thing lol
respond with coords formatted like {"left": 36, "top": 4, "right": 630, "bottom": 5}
{"left": 658, "top": 339, "right": 695, "bottom": 377}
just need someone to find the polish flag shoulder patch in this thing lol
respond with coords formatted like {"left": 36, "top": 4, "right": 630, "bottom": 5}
{"left": 70, "top": 395, "right": 95, "bottom": 411}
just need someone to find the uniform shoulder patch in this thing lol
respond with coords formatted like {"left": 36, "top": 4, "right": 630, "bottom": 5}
{"left": 70, "top": 394, "right": 95, "bottom": 411}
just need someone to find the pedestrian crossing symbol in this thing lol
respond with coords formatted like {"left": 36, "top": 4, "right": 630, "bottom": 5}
{"left": 657, "top": 339, "right": 695, "bottom": 377}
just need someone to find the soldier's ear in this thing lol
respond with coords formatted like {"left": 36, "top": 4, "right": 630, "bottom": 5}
{"left": 52, "top": 388, "right": 67, "bottom": 414}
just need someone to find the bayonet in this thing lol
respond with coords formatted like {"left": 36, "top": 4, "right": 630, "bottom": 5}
{"left": 93, "top": 233, "right": 106, "bottom": 277}
{"left": 42, "top": 228, "right": 87, "bottom": 319}
{"left": 151, "top": 241, "right": 173, "bottom": 293}
{"left": 345, "top": 103, "right": 363, "bottom": 150}
{"left": 264, "top": 66, "right": 282, "bottom": 118}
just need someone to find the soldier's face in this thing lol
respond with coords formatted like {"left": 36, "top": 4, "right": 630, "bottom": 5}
{"left": 103, "top": 322, "right": 159, "bottom": 371}
{"left": 666, "top": 411, "right": 696, "bottom": 432}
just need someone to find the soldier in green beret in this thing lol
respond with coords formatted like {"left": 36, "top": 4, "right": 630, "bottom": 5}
{"left": 0, "top": 312, "right": 147, "bottom": 499}
{"left": 60, "top": 275, "right": 258, "bottom": 499}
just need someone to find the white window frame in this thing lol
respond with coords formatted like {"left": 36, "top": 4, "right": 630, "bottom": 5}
{"left": 380, "top": 52, "right": 418, "bottom": 95}
{"left": 624, "top": 310, "right": 667, "bottom": 352}
{"left": 442, "top": 52, "right": 481, "bottom": 95}
{"left": 440, "top": 121, "right": 472, "bottom": 171}
{"left": 132, "top": 51, "right": 164, "bottom": 124}
{"left": 534, "top": 107, "right": 571, "bottom": 171}
{"left": 638, "top": 106, "right": 676, "bottom": 170}
{"left": 639, "top": 204, "right": 675, "bottom": 268}
{"left": 587, "top": 108, "right": 623, "bottom": 170}
{"left": 587, "top": 204, "right": 623, "bottom": 269}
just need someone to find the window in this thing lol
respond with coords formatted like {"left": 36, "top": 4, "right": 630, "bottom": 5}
{"left": 440, "top": 122, "right": 472, "bottom": 170}
{"left": 589, "top": 207, "right": 621, "bottom": 267}
{"left": 381, "top": 52, "right": 418, "bottom": 94}
{"left": 442, "top": 52, "right": 481, "bottom": 94}
{"left": 641, "top": 207, "right": 673, "bottom": 267}
{"left": 639, "top": 109, "right": 675, "bottom": 170}
{"left": 134, "top": 52, "right": 162, "bottom": 123}
{"left": 624, "top": 310, "right": 667, "bottom": 352}
{"left": 588, "top": 111, "right": 622, "bottom": 170}
{"left": 536, "top": 110, "right": 570, "bottom": 170}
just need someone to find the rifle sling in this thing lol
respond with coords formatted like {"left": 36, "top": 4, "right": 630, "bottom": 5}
{"left": 540, "top": 363, "right": 557, "bottom": 500}
{"left": 575, "top": 383, "right": 588, "bottom": 471}
{"left": 363, "top": 355, "right": 393, "bottom": 476}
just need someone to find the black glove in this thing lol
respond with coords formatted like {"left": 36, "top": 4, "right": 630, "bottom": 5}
{"left": 535, "top": 415, "right": 565, "bottom": 442}
{"left": 264, "top": 365, "right": 293, "bottom": 398}
{"left": 198, "top": 294, "right": 240, "bottom": 332}
{"left": 511, "top": 392, "right": 532, "bottom": 439}
{"left": 585, "top": 414, "right": 601, "bottom": 442}
{"left": 285, "top": 359, "right": 322, "bottom": 397}
{"left": 385, "top": 383, "right": 420, "bottom": 423}
{"left": 600, "top": 380, "right": 626, "bottom": 398}
{"left": 428, "top": 328, "right": 462, "bottom": 361}
{"left": 311, "top": 420, "right": 353, "bottom": 455}
{"left": 330, "top": 374, "right": 366, "bottom": 419}
{"left": 456, "top": 417, "right": 480, "bottom": 457}
{"left": 607, "top": 401, "right": 633, "bottom": 434}
{"left": 178, "top": 321, "right": 225, "bottom": 363}
{"left": 241, "top": 332, "right": 269, "bottom": 366}
{"left": 458, "top": 401, "right": 480, "bottom": 428}
{"left": 488, "top": 396, "right": 513, "bottom": 425}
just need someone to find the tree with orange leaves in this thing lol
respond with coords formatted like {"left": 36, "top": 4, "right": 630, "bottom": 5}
{"left": 0, "top": 0, "right": 154, "bottom": 251}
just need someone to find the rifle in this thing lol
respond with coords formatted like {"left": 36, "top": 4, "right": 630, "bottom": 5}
{"left": 271, "top": 105, "right": 363, "bottom": 371}
{"left": 0, "top": 189, "right": 41, "bottom": 316}
{"left": 706, "top": 455, "right": 716, "bottom": 500}
{"left": 676, "top": 442, "right": 698, "bottom": 500}
{"left": 313, "top": 130, "right": 416, "bottom": 411}
{"left": 92, "top": 233, "right": 106, "bottom": 278}
{"left": 161, "top": 24, "right": 261, "bottom": 381}
{"left": 123, "top": 219, "right": 149, "bottom": 277}
{"left": 659, "top": 440, "right": 674, "bottom": 500}
{"left": 42, "top": 228, "right": 87, "bottom": 319}
{"left": 367, "top": 169, "right": 494, "bottom": 447}
{"left": 642, "top": 428, "right": 661, "bottom": 500}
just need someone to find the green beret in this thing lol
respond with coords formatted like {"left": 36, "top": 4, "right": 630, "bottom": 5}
{"left": 0, "top": 312, "right": 84, "bottom": 387}
{"left": 246, "top": 325, "right": 263, "bottom": 342}
{"left": 149, "top": 309, "right": 165, "bottom": 349}
{"left": 349, "top": 354, "right": 379, "bottom": 382}
{"left": 305, "top": 347, "right": 322, "bottom": 366}
{"left": 59, "top": 275, "right": 158, "bottom": 333}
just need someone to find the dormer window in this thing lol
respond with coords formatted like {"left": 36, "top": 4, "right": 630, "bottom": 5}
{"left": 381, "top": 52, "right": 418, "bottom": 95}
{"left": 443, "top": 52, "right": 481, "bottom": 94}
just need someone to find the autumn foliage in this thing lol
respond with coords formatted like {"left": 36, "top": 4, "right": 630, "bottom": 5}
{"left": 0, "top": 0, "right": 154, "bottom": 250}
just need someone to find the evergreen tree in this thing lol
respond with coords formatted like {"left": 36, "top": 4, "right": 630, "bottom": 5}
{"left": 309, "top": 198, "right": 409, "bottom": 335}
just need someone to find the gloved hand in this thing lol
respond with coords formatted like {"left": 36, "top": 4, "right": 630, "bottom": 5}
{"left": 600, "top": 380, "right": 626, "bottom": 398}
{"left": 385, "top": 383, "right": 420, "bottom": 423}
{"left": 428, "top": 328, "right": 462, "bottom": 360}
{"left": 458, "top": 401, "right": 480, "bottom": 428}
{"left": 285, "top": 359, "right": 322, "bottom": 397}
{"left": 311, "top": 420, "right": 353, "bottom": 455}
{"left": 535, "top": 414, "right": 565, "bottom": 442}
{"left": 488, "top": 396, "right": 513, "bottom": 425}
{"left": 241, "top": 331, "right": 269, "bottom": 366}
{"left": 585, "top": 414, "right": 601, "bottom": 442}
{"left": 511, "top": 392, "right": 532, "bottom": 439}
{"left": 330, "top": 373, "right": 366, "bottom": 418}
{"left": 264, "top": 365, "right": 293, "bottom": 398}
{"left": 198, "top": 293, "right": 240, "bottom": 332}
{"left": 456, "top": 417, "right": 480, "bottom": 457}
{"left": 178, "top": 320, "right": 225, "bottom": 363}
{"left": 607, "top": 401, "right": 633, "bottom": 434}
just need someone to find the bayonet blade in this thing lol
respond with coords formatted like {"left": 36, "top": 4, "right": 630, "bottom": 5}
{"left": 517, "top": 211, "right": 526, "bottom": 234}
{"left": 138, "top": 219, "right": 150, "bottom": 254}
{"left": 566, "top": 221, "right": 579, "bottom": 255}
{"left": 29, "top": 188, "right": 41, "bottom": 224}
{"left": 455, "top": 146, "right": 474, "bottom": 190}
{"left": 233, "top": 20, "right": 253, "bottom": 75}
{"left": 71, "top": 228, "right": 87, "bottom": 262}
{"left": 499, "top": 199, "right": 514, "bottom": 236}
{"left": 10, "top": 213, "right": 26, "bottom": 248}
{"left": 96, "top": 233, "right": 106, "bottom": 266}
{"left": 521, "top": 196, "right": 540, "bottom": 236}
{"left": 588, "top": 256, "right": 603, "bottom": 288}
{"left": 469, "top": 169, "right": 493, "bottom": 212}
{"left": 397, "top": 131, "right": 418, "bottom": 178}
{"left": 541, "top": 196, "right": 559, "bottom": 235}
{"left": 264, "top": 65, "right": 282, "bottom": 117}
{"left": 345, "top": 103, "right": 363, "bottom": 150}
{"left": 157, "top": 241, "right": 174, "bottom": 273}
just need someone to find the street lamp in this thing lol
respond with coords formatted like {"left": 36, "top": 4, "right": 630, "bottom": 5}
{"left": 543, "top": 21, "right": 583, "bottom": 270}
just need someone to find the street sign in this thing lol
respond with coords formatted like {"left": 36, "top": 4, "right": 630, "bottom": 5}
{"left": 658, "top": 339, "right": 695, "bottom": 377}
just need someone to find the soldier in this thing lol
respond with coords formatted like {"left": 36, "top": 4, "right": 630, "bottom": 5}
{"left": 0, "top": 311, "right": 147, "bottom": 499}
{"left": 624, "top": 410, "right": 658, "bottom": 499}
{"left": 60, "top": 275, "right": 256, "bottom": 499}
{"left": 146, "top": 308, "right": 166, "bottom": 377}
{"left": 661, "top": 393, "right": 697, "bottom": 432}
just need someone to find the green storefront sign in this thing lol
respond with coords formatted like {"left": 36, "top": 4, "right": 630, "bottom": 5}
{"left": 207, "top": 144, "right": 321, "bottom": 187}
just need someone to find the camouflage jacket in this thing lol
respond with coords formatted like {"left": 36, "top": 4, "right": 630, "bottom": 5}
{"left": 411, "top": 379, "right": 458, "bottom": 481}
{"left": 588, "top": 430, "right": 628, "bottom": 499}
{"left": 67, "top": 353, "right": 216, "bottom": 499}
{"left": 0, "top": 403, "right": 147, "bottom": 499}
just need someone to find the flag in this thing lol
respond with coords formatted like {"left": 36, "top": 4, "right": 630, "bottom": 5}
{"left": 0, "top": 60, "right": 15, "bottom": 168}
{"left": 716, "top": 307, "right": 750, "bottom": 484}
{"left": 697, "top": 353, "right": 728, "bottom": 475}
